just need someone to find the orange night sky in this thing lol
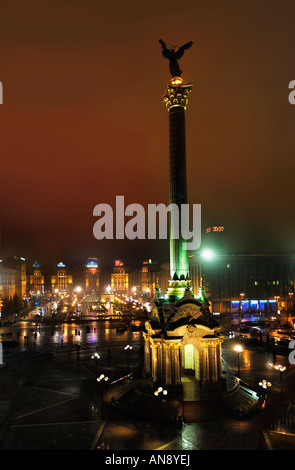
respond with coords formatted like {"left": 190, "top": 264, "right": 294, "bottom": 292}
{"left": 0, "top": 0, "right": 295, "bottom": 271}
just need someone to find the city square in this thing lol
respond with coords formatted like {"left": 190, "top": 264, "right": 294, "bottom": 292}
{"left": 0, "top": 312, "right": 294, "bottom": 451}
{"left": 1, "top": 0, "right": 295, "bottom": 457}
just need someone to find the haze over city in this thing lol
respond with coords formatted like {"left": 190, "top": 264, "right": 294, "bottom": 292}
{"left": 1, "top": 1, "right": 295, "bottom": 455}
{"left": 1, "top": 0, "right": 295, "bottom": 272}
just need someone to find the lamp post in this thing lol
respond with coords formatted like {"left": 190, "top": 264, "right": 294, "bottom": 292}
{"left": 124, "top": 344, "right": 132, "bottom": 373}
{"left": 97, "top": 373, "right": 109, "bottom": 417}
{"left": 91, "top": 352, "right": 100, "bottom": 390}
{"left": 259, "top": 379, "right": 272, "bottom": 392}
{"left": 259, "top": 379, "right": 272, "bottom": 423}
{"left": 234, "top": 345, "right": 243, "bottom": 377}
{"left": 154, "top": 386, "right": 168, "bottom": 435}
{"left": 274, "top": 364, "right": 286, "bottom": 396}
{"left": 268, "top": 362, "right": 286, "bottom": 397}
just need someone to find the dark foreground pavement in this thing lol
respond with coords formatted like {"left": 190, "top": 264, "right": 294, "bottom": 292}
{"left": 0, "top": 337, "right": 294, "bottom": 451}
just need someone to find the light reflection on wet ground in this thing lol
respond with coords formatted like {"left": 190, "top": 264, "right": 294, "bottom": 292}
{"left": 0, "top": 319, "right": 144, "bottom": 352}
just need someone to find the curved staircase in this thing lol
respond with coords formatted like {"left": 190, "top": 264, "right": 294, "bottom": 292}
{"left": 104, "top": 375, "right": 135, "bottom": 404}
{"left": 181, "top": 380, "right": 262, "bottom": 423}
{"left": 221, "top": 383, "right": 261, "bottom": 417}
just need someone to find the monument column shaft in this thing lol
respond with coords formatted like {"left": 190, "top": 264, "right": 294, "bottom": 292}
{"left": 169, "top": 106, "right": 187, "bottom": 206}
{"left": 169, "top": 105, "right": 189, "bottom": 279}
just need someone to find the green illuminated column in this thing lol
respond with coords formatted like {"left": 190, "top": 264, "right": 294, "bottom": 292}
{"left": 163, "top": 78, "right": 193, "bottom": 282}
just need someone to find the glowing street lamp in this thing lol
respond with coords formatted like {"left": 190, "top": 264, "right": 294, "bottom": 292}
{"left": 259, "top": 379, "right": 272, "bottom": 390}
{"left": 124, "top": 344, "right": 132, "bottom": 373}
{"left": 201, "top": 248, "right": 215, "bottom": 261}
{"left": 154, "top": 386, "right": 168, "bottom": 397}
{"left": 275, "top": 364, "right": 286, "bottom": 396}
{"left": 91, "top": 353, "right": 101, "bottom": 389}
{"left": 91, "top": 352, "right": 100, "bottom": 360}
{"left": 259, "top": 379, "right": 272, "bottom": 423}
{"left": 97, "top": 373, "right": 109, "bottom": 383}
{"left": 154, "top": 387, "right": 168, "bottom": 435}
{"left": 268, "top": 361, "right": 286, "bottom": 396}
{"left": 97, "top": 374, "right": 109, "bottom": 416}
{"left": 234, "top": 344, "right": 243, "bottom": 377}
{"left": 270, "top": 363, "right": 286, "bottom": 396}
{"left": 259, "top": 379, "right": 272, "bottom": 409}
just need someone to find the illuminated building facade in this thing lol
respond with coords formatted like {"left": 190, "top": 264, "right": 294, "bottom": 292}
{"left": 27, "top": 261, "right": 44, "bottom": 295}
{"left": 0, "top": 256, "right": 26, "bottom": 300}
{"left": 111, "top": 260, "right": 129, "bottom": 294}
{"left": 0, "top": 257, "right": 27, "bottom": 319}
{"left": 141, "top": 259, "right": 161, "bottom": 298}
{"left": 189, "top": 252, "right": 295, "bottom": 315}
{"left": 0, "top": 265, "right": 17, "bottom": 301}
{"left": 51, "top": 262, "right": 73, "bottom": 294}
{"left": 85, "top": 258, "right": 100, "bottom": 293}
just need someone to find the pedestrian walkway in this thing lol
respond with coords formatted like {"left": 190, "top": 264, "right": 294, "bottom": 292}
{"left": 262, "top": 401, "right": 295, "bottom": 449}
{"left": 96, "top": 402, "right": 266, "bottom": 450}
{"left": 0, "top": 334, "right": 294, "bottom": 450}
{"left": 0, "top": 351, "right": 105, "bottom": 450}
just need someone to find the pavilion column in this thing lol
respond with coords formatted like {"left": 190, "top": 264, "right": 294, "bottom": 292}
{"left": 143, "top": 333, "right": 151, "bottom": 374}
{"left": 159, "top": 342, "right": 164, "bottom": 380}
{"left": 217, "top": 342, "right": 223, "bottom": 379}
{"left": 151, "top": 342, "right": 159, "bottom": 382}
{"left": 209, "top": 344, "right": 218, "bottom": 382}
{"left": 164, "top": 343, "right": 172, "bottom": 385}
{"left": 202, "top": 343, "right": 210, "bottom": 382}
{"left": 202, "top": 339, "right": 223, "bottom": 384}
{"left": 173, "top": 343, "right": 181, "bottom": 385}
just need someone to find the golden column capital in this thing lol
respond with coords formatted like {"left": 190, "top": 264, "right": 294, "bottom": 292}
{"left": 163, "top": 78, "right": 194, "bottom": 111}
{"left": 150, "top": 338, "right": 161, "bottom": 348}
{"left": 201, "top": 337, "right": 223, "bottom": 348}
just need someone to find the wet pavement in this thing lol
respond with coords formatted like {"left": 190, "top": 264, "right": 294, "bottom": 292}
{"left": 0, "top": 321, "right": 294, "bottom": 451}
